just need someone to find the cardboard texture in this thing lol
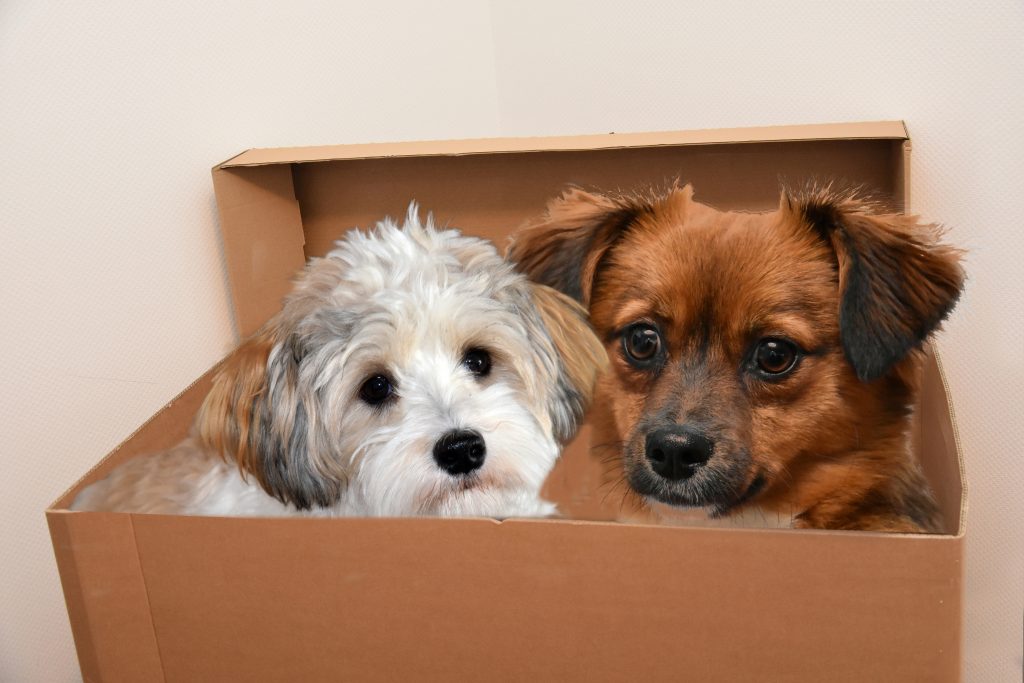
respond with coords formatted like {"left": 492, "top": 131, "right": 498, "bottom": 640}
{"left": 49, "top": 121, "right": 965, "bottom": 682}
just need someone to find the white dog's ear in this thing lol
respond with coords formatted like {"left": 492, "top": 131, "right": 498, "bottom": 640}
{"left": 197, "top": 322, "right": 346, "bottom": 510}
{"left": 785, "top": 189, "right": 966, "bottom": 382}
{"left": 522, "top": 283, "right": 608, "bottom": 442}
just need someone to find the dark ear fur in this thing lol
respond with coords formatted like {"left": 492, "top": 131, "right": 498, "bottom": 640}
{"left": 790, "top": 189, "right": 965, "bottom": 382}
{"left": 197, "top": 325, "right": 345, "bottom": 510}
{"left": 508, "top": 188, "right": 640, "bottom": 305}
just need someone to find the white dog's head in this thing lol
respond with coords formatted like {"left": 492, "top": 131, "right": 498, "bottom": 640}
{"left": 198, "top": 206, "right": 605, "bottom": 517}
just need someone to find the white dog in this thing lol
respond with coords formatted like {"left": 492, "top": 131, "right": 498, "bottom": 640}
{"left": 72, "top": 206, "right": 605, "bottom": 518}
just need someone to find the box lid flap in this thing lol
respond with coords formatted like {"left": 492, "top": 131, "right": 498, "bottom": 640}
{"left": 218, "top": 120, "right": 909, "bottom": 168}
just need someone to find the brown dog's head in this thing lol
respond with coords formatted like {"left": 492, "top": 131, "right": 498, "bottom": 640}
{"left": 510, "top": 185, "right": 963, "bottom": 528}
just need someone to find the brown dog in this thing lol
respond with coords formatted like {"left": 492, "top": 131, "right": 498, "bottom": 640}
{"left": 510, "top": 184, "right": 964, "bottom": 532}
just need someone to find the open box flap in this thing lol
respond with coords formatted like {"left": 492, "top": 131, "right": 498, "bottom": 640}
{"left": 217, "top": 121, "right": 909, "bottom": 168}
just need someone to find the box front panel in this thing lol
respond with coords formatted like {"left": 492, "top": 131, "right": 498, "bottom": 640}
{"left": 131, "top": 516, "right": 960, "bottom": 683}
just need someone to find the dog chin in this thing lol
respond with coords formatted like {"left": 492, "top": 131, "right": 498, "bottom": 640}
{"left": 632, "top": 477, "right": 708, "bottom": 510}
{"left": 430, "top": 483, "right": 556, "bottom": 519}
{"left": 627, "top": 465, "right": 764, "bottom": 518}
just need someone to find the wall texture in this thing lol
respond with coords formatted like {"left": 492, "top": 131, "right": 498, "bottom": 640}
{"left": 2, "top": 1, "right": 1020, "bottom": 680}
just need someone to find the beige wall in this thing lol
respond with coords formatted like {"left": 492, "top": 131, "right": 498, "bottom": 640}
{"left": 2, "top": 1, "right": 1020, "bottom": 680}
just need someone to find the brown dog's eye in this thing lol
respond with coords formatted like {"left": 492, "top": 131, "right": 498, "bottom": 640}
{"left": 622, "top": 324, "right": 662, "bottom": 366}
{"left": 754, "top": 339, "right": 800, "bottom": 376}
{"left": 359, "top": 374, "right": 394, "bottom": 405}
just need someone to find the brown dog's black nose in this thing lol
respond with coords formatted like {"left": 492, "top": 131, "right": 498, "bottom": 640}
{"left": 433, "top": 429, "right": 486, "bottom": 475}
{"left": 645, "top": 426, "right": 714, "bottom": 480}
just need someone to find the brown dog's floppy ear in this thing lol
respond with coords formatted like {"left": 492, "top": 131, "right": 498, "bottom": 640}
{"left": 197, "top": 322, "right": 346, "bottom": 510}
{"left": 509, "top": 188, "right": 640, "bottom": 305}
{"left": 789, "top": 190, "right": 965, "bottom": 382}
{"left": 526, "top": 283, "right": 609, "bottom": 441}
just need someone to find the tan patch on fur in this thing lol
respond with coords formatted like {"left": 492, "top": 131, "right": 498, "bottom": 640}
{"left": 197, "top": 329, "right": 276, "bottom": 486}
{"left": 529, "top": 283, "right": 608, "bottom": 412}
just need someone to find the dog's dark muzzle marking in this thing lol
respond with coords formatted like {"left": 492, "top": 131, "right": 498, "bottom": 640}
{"left": 709, "top": 472, "right": 767, "bottom": 518}
{"left": 433, "top": 429, "right": 486, "bottom": 475}
{"left": 644, "top": 426, "right": 714, "bottom": 481}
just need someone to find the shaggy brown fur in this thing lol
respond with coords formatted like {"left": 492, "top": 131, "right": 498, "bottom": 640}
{"left": 510, "top": 184, "right": 964, "bottom": 532}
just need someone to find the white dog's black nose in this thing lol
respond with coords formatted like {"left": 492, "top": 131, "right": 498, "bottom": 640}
{"left": 433, "top": 429, "right": 486, "bottom": 475}
{"left": 645, "top": 426, "right": 714, "bottom": 480}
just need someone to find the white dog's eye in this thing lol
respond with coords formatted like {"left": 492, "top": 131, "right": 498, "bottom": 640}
{"left": 359, "top": 374, "right": 394, "bottom": 405}
{"left": 462, "top": 348, "right": 492, "bottom": 378}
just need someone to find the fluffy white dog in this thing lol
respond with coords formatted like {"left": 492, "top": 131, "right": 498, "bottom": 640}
{"left": 72, "top": 206, "right": 605, "bottom": 518}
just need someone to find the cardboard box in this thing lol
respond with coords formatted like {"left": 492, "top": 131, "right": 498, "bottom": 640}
{"left": 49, "top": 121, "right": 965, "bottom": 682}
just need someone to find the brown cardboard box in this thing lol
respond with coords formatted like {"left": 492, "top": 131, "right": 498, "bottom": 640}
{"left": 48, "top": 121, "right": 965, "bottom": 682}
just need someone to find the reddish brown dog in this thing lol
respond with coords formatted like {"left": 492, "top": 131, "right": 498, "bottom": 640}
{"left": 510, "top": 184, "right": 964, "bottom": 532}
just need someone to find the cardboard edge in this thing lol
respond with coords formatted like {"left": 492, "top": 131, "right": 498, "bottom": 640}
{"left": 211, "top": 148, "right": 252, "bottom": 171}
{"left": 219, "top": 121, "right": 910, "bottom": 168}
{"left": 210, "top": 164, "right": 306, "bottom": 336}
{"left": 931, "top": 348, "right": 968, "bottom": 538}
{"left": 900, "top": 119, "right": 912, "bottom": 211}
{"left": 47, "top": 510, "right": 166, "bottom": 682}
{"left": 46, "top": 512, "right": 103, "bottom": 680}
{"left": 102, "top": 510, "right": 961, "bottom": 545}
{"left": 48, "top": 513, "right": 959, "bottom": 544}
{"left": 901, "top": 138, "right": 913, "bottom": 211}
{"left": 47, "top": 360, "right": 226, "bottom": 511}
{"left": 500, "top": 514, "right": 954, "bottom": 540}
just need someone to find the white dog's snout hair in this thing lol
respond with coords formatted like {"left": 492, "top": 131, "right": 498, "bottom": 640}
{"left": 351, "top": 379, "right": 557, "bottom": 517}
{"left": 399, "top": 348, "right": 479, "bottom": 429}
{"left": 69, "top": 204, "right": 596, "bottom": 520}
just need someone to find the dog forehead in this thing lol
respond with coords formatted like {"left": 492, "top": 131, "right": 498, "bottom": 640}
{"left": 320, "top": 237, "right": 528, "bottom": 349}
{"left": 594, "top": 204, "right": 837, "bottom": 340}
{"left": 285, "top": 220, "right": 535, "bottom": 363}
{"left": 316, "top": 222, "right": 522, "bottom": 309}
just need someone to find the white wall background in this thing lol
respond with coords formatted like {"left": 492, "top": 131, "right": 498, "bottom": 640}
{"left": 1, "top": 1, "right": 1020, "bottom": 680}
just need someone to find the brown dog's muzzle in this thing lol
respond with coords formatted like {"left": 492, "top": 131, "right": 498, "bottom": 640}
{"left": 625, "top": 409, "right": 755, "bottom": 514}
